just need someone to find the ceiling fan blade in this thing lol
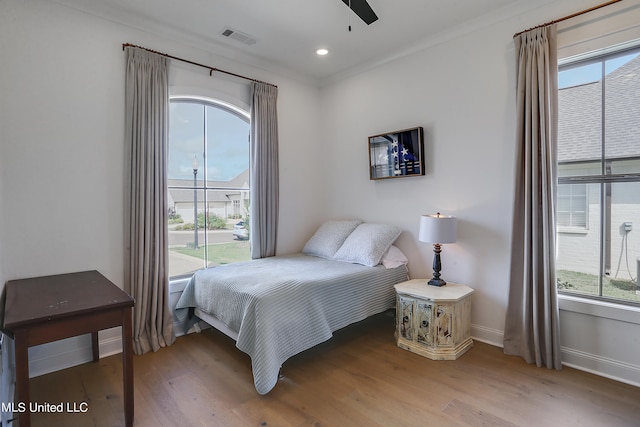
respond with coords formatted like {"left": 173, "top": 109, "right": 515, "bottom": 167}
{"left": 341, "top": 0, "right": 378, "bottom": 25}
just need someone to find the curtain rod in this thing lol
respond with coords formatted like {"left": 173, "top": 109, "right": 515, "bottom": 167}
{"left": 513, "top": 0, "right": 623, "bottom": 38}
{"left": 122, "top": 43, "right": 277, "bottom": 88}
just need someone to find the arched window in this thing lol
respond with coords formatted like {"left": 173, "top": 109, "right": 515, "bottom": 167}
{"left": 167, "top": 98, "right": 251, "bottom": 278}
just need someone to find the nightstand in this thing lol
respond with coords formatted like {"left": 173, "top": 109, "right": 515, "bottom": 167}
{"left": 394, "top": 279, "right": 473, "bottom": 360}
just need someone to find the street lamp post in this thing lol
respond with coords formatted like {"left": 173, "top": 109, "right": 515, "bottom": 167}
{"left": 192, "top": 155, "right": 199, "bottom": 249}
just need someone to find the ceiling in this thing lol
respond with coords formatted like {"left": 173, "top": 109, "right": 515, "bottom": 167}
{"left": 54, "top": 0, "right": 551, "bottom": 84}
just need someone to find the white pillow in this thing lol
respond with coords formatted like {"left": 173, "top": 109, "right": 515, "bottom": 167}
{"left": 302, "top": 220, "right": 362, "bottom": 259}
{"left": 333, "top": 223, "right": 402, "bottom": 267}
{"left": 381, "top": 245, "right": 409, "bottom": 269}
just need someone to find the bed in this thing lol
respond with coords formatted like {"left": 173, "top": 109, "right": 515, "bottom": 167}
{"left": 174, "top": 220, "right": 409, "bottom": 394}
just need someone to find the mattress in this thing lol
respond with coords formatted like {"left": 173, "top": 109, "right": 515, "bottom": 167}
{"left": 175, "top": 253, "right": 408, "bottom": 394}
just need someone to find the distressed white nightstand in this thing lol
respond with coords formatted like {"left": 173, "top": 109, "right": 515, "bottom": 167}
{"left": 394, "top": 279, "right": 474, "bottom": 360}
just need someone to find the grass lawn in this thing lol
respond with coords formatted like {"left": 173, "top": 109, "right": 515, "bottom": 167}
{"left": 557, "top": 269, "right": 640, "bottom": 303}
{"left": 171, "top": 241, "right": 251, "bottom": 265}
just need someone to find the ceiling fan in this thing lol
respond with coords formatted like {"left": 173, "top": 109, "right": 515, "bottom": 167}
{"left": 341, "top": 0, "right": 378, "bottom": 25}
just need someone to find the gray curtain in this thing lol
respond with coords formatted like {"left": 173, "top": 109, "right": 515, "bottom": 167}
{"left": 124, "top": 46, "right": 175, "bottom": 355}
{"left": 503, "top": 25, "right": 562, "bottom": 370}
{"left": 250, "top": 82, "right": 279, "bottom": 259}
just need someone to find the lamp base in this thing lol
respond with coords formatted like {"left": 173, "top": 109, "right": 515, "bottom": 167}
{"left": 428, "top": 243, "right": 447, "bottom": 286}
{"left": 428, "top": 278, "right": 447, "bottom": 287}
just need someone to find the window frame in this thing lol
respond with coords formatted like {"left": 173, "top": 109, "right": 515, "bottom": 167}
{"left": 557, "top": 44, "right": 640, "bottom": 306}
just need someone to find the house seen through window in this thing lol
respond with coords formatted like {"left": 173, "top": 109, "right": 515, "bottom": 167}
{"left": 556, "top": 44, "right": 640, "bottom": 304}
{"left": 167, "top": 98, "right": 251, "bottom": 278}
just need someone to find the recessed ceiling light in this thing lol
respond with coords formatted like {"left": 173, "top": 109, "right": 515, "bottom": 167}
{"left": 316, "top": 48, "right": 329, "bottom": 56}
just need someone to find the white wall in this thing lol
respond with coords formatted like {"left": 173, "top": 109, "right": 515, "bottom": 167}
{"left": 318, "top": 0, "right": 640, "bottom": 386}
{"left": 0, "top": 79, "right": 5, "bottom": 291}
{"left": 0, "top": 0, "right": 322, "bottom": 281}
{"left": 0, "top": 137, "right": 4, "bottom": 289}
{"left": 0, "top": 97, "right": 10, "bottom": 427}
{"left": 1, "top": 0, "right": 639, "bottom": 388}
{"left": 0, "top": 0, "right": 322, "bottom": 375}
{"left": 1, "top": 0, "right": 127, "bottom": 283}
{"left": 320, "top": 29, "right": 517, "bottom": 342}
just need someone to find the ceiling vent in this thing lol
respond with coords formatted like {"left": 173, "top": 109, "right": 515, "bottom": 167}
{"left": 221, "top": 27, "right": 257, "bottom": 45}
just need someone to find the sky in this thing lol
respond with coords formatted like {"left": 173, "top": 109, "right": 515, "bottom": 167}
{"left": 559, "top": 51, "right": 639, "bottom": 89}
{"left": 168, "top": 101, "right": 250, "bottom": 182}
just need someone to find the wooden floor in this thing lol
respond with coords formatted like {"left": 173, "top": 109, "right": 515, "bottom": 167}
{"left": 27, "top": 312, "right": 640, "bottom": 427}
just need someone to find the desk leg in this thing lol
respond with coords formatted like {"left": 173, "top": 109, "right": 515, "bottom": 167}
{"left": 122, "top": 307, "right": 134, "bottom": 427}
{"left": 15, "top": 330, "right": 31, "bottom": 427}
{"left": 91, "top": 331, "right": 100, "bottom": 362}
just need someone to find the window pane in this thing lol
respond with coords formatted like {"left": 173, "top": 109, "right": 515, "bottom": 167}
{"left": 168, "top": 100, "right": 250, "bottom": 278}
{"left": 204, "top": 104, "right": 250, "bottom": 265}
{"left": 168, "top": 187, "right": 207, "bottom": 277}
{"left": 558, "top": 63, "right": 602, "bottom": 175}
{"left": 557, "top": 46, "right": 640, "bottom": 304}
{"left": 169, "top": 102, "right": 204, "bottom": 181}
{"left": 556, "top": 184, "right": 601, "bottom": 296}
{"left": 559, "top": 61, "right": 601, "bottom": 89}
{"left": 205, "top": 105, "right": 250, "bottom": 183}
{"left": 204, "top": 189, "right": 250, "bottom": 267}
{"left": 605, "top": 52, "right": 640, "bottom": 174}
{"left": 603, "top": 182, "right": 640, "bottom": 302}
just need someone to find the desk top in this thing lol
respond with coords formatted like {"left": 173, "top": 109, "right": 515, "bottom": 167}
{"left": 4, "top": 270, "right": 134, "bottom": 329}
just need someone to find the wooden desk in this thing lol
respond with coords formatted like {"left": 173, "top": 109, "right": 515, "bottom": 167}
{"left": 3, "top": 270, "right": 135, "bottom": 427}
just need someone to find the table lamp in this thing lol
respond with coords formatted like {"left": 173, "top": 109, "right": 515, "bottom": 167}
{"left": 419, "top": 212, "right": 457, "bottom": 286}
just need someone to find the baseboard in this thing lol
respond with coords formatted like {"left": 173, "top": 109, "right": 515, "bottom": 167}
{"left": 470, "top": 323, "right": 640, "bottom": 388}
{"left": 471, "top": 323, "right": 504, "bottom": 348}
{"left": 561, "top": 346, "right": 640, "bottom": 388}
{"left": 27, "top": 318, "right": 201, "bottom": 378}
{"left": 173, "top": 319, "right": 191, "bottom": 337}
{"left": 28, "top": 327, "right": 122, "bottom": 378}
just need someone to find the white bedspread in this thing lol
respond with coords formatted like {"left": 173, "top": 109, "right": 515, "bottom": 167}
{"left": 175, "top": 253, "right": 408, "bottom": 394}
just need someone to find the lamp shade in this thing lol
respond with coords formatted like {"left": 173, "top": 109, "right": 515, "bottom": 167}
{"left": 419, "top": 213, "right": 456, "bottom": 244}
